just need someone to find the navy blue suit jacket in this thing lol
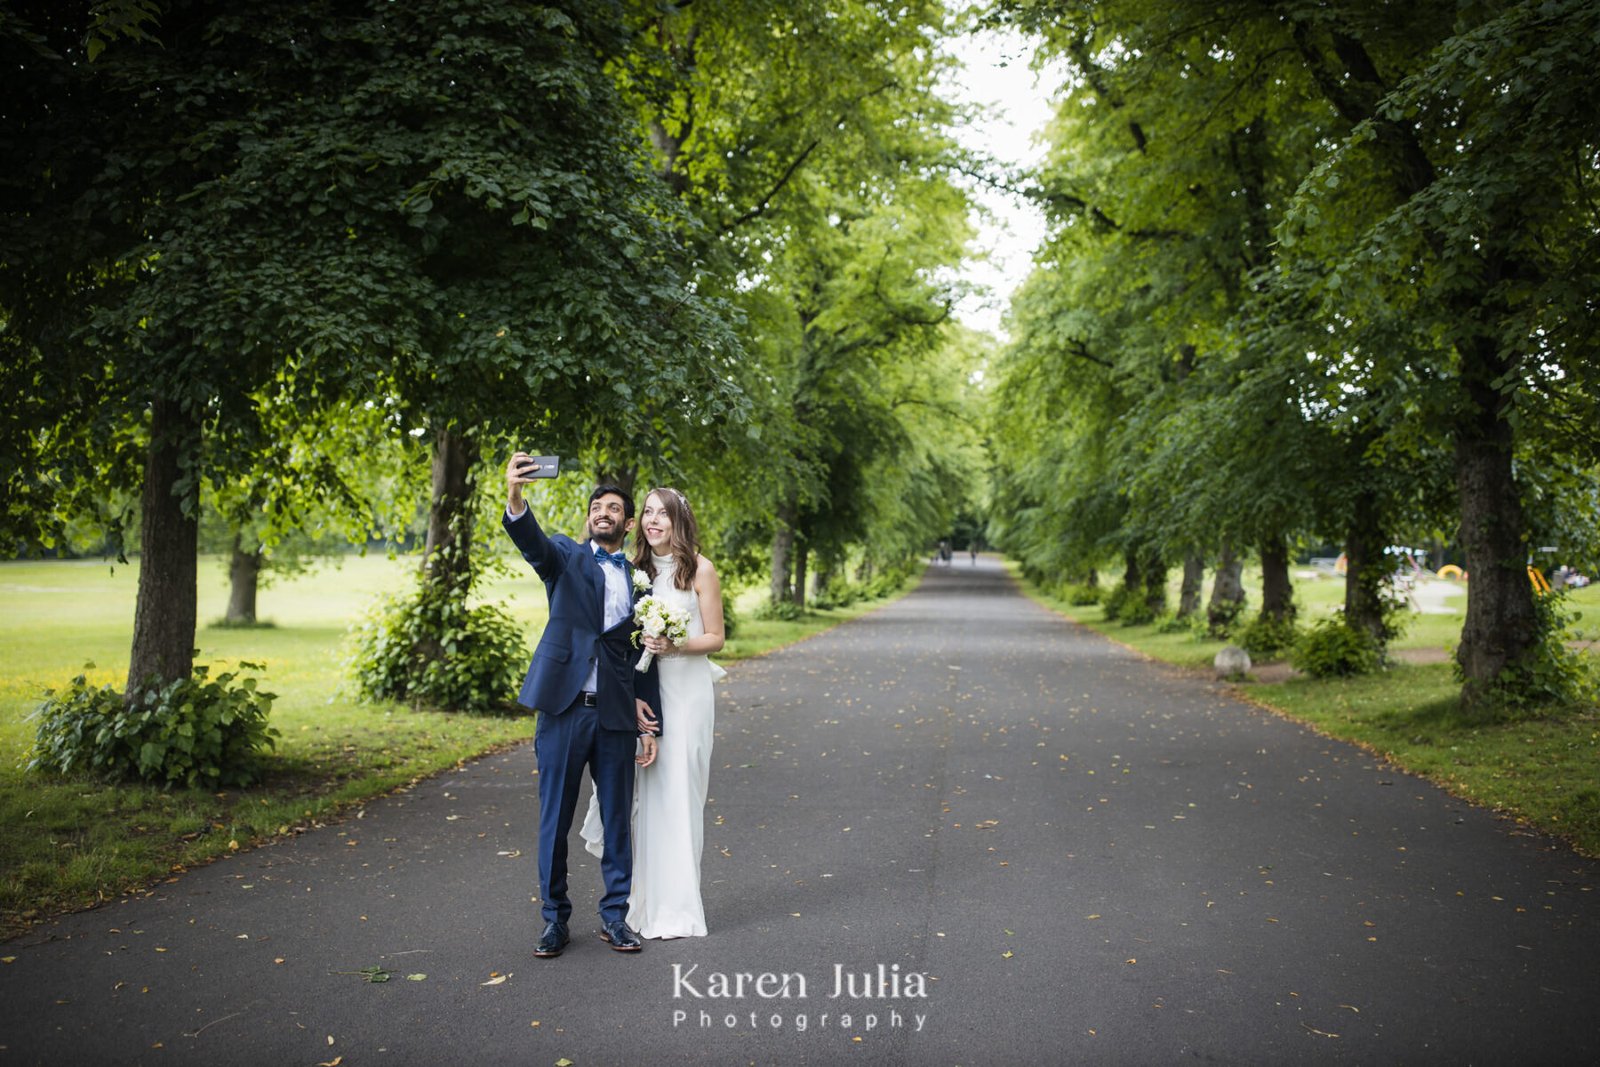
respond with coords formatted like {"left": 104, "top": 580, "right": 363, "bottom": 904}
{"left": 503, "top": 507, "right": 660, "bottom": 733}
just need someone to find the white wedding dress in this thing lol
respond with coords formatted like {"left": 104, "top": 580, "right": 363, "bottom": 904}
{"left": 581, "top": 553, "right": 718, "bottom": 938}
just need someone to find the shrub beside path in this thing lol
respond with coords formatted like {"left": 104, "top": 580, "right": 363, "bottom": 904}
{"left": 3, "top": 558, "right": 1597, "bottom": 1064}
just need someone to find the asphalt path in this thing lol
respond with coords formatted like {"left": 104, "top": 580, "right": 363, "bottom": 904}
{"left": 3, "top": 557, "right": 1598, "bottom": 1065}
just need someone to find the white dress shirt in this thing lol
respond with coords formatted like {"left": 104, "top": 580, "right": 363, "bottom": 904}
{"left": 587, "top": 539, "right": 633, "bottom": 694}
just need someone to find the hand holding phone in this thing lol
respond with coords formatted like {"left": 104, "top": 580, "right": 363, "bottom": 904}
{"left": 509, "top": 453, "right": 560, "bottom": 484}
{"left": 523, "top": 455, "right": 559, "bottom": 479}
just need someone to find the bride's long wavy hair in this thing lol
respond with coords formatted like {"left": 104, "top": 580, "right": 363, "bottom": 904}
{"left": 631, "top": 486, "right": 700, "bottom": 591}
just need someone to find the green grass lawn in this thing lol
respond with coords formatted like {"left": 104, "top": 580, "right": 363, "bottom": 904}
{"left": 0, "top": 552, "right": 913, "bottom": 936}
{"left": 1012, "top": 564, "right": 1600, "bottom": 856}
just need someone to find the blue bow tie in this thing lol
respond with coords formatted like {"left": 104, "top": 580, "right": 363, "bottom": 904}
{"left": 593, "top": 545, "right": 627, "bottom": 567}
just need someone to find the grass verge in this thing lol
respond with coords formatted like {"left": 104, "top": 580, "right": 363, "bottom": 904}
{"left": 0, "top": 555, "right": 918, "bottom": 938}
{"left": 1009, "top": 565, "right": 1600, "bottom": 857}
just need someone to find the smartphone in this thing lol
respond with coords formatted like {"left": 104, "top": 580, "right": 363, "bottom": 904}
{"left": 518, "top": 455, "right": 560, "bottom": 479}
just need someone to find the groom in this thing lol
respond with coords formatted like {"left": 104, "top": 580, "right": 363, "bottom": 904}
{"left": 503, "top": 453, "right": 660, "bottom": 958}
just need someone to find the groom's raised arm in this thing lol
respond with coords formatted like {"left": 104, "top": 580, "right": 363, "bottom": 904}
{"left": 503, "top": 451, "right": 562, "bottom": 578}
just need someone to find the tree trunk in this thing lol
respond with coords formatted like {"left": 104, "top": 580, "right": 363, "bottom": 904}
{"left": 1178, "top": 552, "right": 1205, "bottom": 618}
{"left": 1142, "top": 551, "right": 1167, "bottom": 614}
{"left": 596, "top": 464, "right": 637, "bottom": 499}
{"left": 770, "top": 495, "right": 796, "bottom": 604}
{"left": 793, "top": 542, "right": 809, "bottom": 611}
{"left": 1343, "top": 487, "right": 1389, "bottom": 647}
{"left": 649, "top": 120, "right": 689, "bottom": 199}
{"left": 812, "top": 558, "right": 836, "bottom": 601}
{"left": 421, "top": 428, "right": 478, "bottom": 593}
{"left": 1455, "top": 334, "right": 1538, "bottom": 710}
{"left": 1259, "top": 535, "right": 1294, "bottom": 622}
{"left": 127, "top": 398, "right": 201, "bottom": 697}
{"left": 647, "top": 22, "right": 696, "bottom": 196}
{"left": 1207, "top": 542, "right": 1245, "bottom": 635}
{"left": 226, "top": 531, "right": 261, "bottom": 626}
{"left": 1120, "top": 546, "right": 1142, "bottom": 600}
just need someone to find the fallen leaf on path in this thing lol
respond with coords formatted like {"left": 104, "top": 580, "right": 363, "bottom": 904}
{"left": 330, "top": 966, "right": 390, "bottom": 983}
{"left": 1001, "top": 950, "right": 1014, "bottom": 959}
{"left": 406, "top": 974, "right": 427, "bottom": 981}
{"left": 482, "top": 974, "right": 508, "bottom": 986}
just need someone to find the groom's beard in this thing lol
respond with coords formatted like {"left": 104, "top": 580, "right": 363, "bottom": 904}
{"left": 588, "top": 523, "right": 626, "bottom": 552}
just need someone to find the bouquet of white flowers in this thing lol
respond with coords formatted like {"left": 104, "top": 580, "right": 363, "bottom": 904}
{"left": 633, "top": 594, "right": 690, "bottom": 671}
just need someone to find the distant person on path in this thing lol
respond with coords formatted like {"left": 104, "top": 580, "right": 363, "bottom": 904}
{"left": 582, "top": 486, "right": 725, "bottom": 939}
{"left": 503, "top": 453, "right": 660, "bottom": 959}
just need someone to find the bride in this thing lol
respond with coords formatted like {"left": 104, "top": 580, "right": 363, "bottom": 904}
{"left": 581, "top": 486, "right": 724, "bottom": 939}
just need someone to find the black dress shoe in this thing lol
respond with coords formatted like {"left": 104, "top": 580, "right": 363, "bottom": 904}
{"left": 599, "top": 919, "right": 643, "bottom": 952}
{"left": 535, "top": 921, "right": 569, "bottom": 958}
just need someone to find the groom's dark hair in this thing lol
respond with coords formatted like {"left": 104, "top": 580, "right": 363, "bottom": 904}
{"left": 589, "top": 483, "right": 635, "bottom": 520}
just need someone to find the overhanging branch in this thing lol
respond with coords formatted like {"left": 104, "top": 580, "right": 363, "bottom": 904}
{"left": 719, "top": 81, "right": 898, "bottom": 232}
